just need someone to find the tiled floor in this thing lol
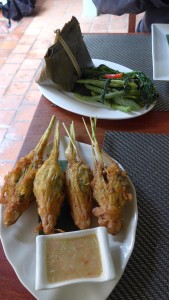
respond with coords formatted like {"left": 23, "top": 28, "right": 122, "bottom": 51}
{"left": 0, "top": 0, "right": 143, "bottom": 187}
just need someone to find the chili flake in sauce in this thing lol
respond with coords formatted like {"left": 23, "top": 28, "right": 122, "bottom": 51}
{"left": 46, "top": 233, "right": 102, "bottom": 283}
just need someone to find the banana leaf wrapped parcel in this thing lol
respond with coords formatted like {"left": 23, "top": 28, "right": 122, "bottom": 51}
{"left": 36, "top": 16, "right": 94, "bottom": 92}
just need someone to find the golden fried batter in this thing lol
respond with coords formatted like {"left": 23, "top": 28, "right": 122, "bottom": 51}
{"left": 83, "top": 117, "right": 133, "bottom": 235}
{"left": 63, "top": 121, "right": 93, "bottom": 230}
{"left": 33, "top": 121, "right": 65, "bottom": 234}
{"left": 0, "top": 116, "right": 56, "bottom": 227}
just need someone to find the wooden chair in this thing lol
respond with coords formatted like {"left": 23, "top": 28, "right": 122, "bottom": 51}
{"left": 128, "top": 14, "right": 136, "bottom": 33}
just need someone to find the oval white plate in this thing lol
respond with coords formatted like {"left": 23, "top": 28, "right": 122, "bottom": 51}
{"left": 0, "top": 137, "right": 138, "bottom": 300}
{"left": 37, "top": 59, "right": 154, "bottom": 120}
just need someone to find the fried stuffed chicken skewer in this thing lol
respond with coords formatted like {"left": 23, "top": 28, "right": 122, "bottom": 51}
{"left": 33, "top": 121, "right": 65, "bottom": 234}
{"left": 0, "top": 115, "right": 56, "bottom": 227}
{"left": 83, "top": 117, "right": 133, "bottom": 235}
{"left": 63, "top": 121, "right": 93, "bottom": 230}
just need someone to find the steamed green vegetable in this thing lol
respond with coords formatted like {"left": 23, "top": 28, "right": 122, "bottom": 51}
{"left": 72, "top": 64, "right": 158, "bottom": 112}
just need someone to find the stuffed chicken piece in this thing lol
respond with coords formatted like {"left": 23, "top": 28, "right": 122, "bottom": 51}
{"left": 0, "top": 116, "right": 56, "bottom": 227}
{"left": 33, "top": 121, "right": 65, "bottom": 234}
{"left": 83, "top": 117, "right": 133, "bottom": 235}
{"left": 63, "top": 121, "right": 93, "bottom": 230}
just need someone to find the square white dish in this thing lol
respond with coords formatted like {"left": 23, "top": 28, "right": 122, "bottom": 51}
{"left": 35, "top": 226, "right": 116, "bottom": 290}
{"left": 152, "top": 24, "right": 169, "bottom": 80}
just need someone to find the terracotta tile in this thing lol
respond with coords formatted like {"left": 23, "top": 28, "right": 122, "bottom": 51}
{"left": 29, "top": 81, "right": 39, "bottom": 90}
{"left": 0, "top": 109, "right": 15, "bottom": 127}
{"left": 30, "top": 18, "right": 46, "bottom": 27}
{"left": 6, "top": 53, "right": 26, "bottom": 64}
{"left": 0, "top": 40, "right": 18, "bottom": 50}
{"left": 108, "top": 15, "right": 128, "bottom": 33}
{"left": 13, "top": 23, "right": 31, "bottom": 35}
{"left": 24, "top": 26, "right": 42, "bottom": 36}
{"left": 15, "top": 105, "right": 37, "bottom": 121}
{"left": 0, "top": 162, "right": 15, "bottom": 187}
{"left": 0, "top": 95, "right": 23, "bottom": 109}
{"left": 6, "top": 32, "right": 23, "bottom": 41}
{"left": 32, "top": 40, "right": 50, "bottom": 50}
{"left": 91, "top": 15, "right": 111, "bottom": 33}
{"left": 0, "top": 63, "right": 20, "bottom": 75}
{"left": 0, "top": 58, "right": 6, "bottom": 65}
{"left": 6, "top": 82, "right": 30, "bottom": 96}
{"left": 0, "top": 74, "right": 13, "bottom": 88}
{"left": 12, "top": 44, "right": 31, "bottom": 54}
{"left": 37, "top": 30, "right": 54, "bottom": 41}
{"left": 0, "top": 128, "right": 7, "bottom": 143}
{"left": 19, "top": 35, "right": 36, "bottom": 45}
{"left": 26, "top": 49, "right": 46, "bottom": 59}
{"left": 20, "top": 58, "right": 42, "bottom": 69}
{"left": 24, "top": 89, "right": 41, "bottom": 105}
{"left": 0, "top": 88, "right": 6, "bottom": 97}
{"left": 6, "top": 121, "right": 30, "bottom": 140}
{"left": 0, "top": 35, "right": 7, "bottom": 41}
{"left": 0, "top": 48, "right": 12, "bottom": 60}
{"left": 137, "top": 13, "right": 144, "bottom": 23}
{"left": 19, "top": 17, "right": 34, "bottom": 26}
{"left": 81, "top": 24, "right": 93, "bottom": 33}
{"left": 0, "top": 139, "right": 23, "bottom": 161}
{"left": 14, "top": 69, "right": 36, "bottom": 82}
{"left": 0, "top": 64, "right": 4, "bottom": 71}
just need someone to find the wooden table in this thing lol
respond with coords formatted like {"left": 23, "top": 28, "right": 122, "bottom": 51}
{"left": 1, "top": 33, "right": 169, "bottom": 299}
{"left": 16, "top": 98, "right": 169, "bottom": 159}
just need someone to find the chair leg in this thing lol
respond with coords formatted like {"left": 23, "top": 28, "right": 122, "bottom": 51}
{"left": 7, "top": 0, "right": 11, "bottom": 28}
{"left": 128, "top": 14, "right": 136, "bottom": 33}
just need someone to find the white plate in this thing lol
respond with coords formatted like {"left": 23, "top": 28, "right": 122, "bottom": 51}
{"left": 152, "top": 24, "right": 169, "bottom": 80}
{"left": 37, "top": 59, "right": 154, "bottom": 120}
{"left": 0, "top": 137, "right": 138, "bottom": 300}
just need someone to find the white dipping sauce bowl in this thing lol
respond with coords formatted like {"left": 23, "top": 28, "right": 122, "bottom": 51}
{"left": 35, "top": 226, "right": 116, "bottom": 290}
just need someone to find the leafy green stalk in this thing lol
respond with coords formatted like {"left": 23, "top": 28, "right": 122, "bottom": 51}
{"left": 73, "top": 64, "right": 159, "bottom": 112}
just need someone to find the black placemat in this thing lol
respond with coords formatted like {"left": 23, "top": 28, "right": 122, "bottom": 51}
{"left": 84, "top": 34, "right": 169, "bottom": 111}
{"left": 102, "top": 131, "right": 169, "bottom": 300}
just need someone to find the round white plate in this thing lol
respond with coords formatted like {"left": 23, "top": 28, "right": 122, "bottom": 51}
{"left": 0, "top": 137, "right": 138, "bottom": 300}
{"left": 37, "top": 59, "right": 154, "bottom": 120}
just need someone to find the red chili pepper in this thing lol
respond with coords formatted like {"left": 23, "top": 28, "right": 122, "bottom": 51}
{"left": 103, "top": 73, "right": 124, "bottom": 79}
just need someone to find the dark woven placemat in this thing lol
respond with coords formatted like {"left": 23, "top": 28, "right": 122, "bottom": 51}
{"left": 102, "top": 131, "right": 169, "bottom": 300}
{"left": 84, "top": 34, "right": 169, "bottom": 111}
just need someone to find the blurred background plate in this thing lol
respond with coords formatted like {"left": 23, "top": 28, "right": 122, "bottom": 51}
{"left": 152, "top": 24, "right": 169, "bottom": 80}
